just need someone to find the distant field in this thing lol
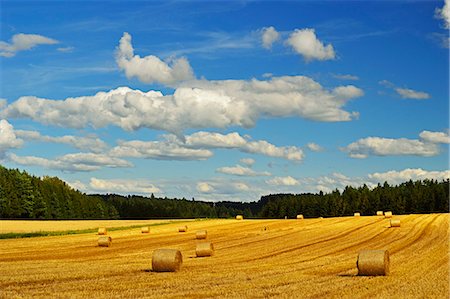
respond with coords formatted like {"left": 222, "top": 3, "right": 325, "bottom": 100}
{"left": 0, "top": 214, "right": 448, "bottom": 298}
{"left": 0, "top": 219, "right": 186, "bottom": 234}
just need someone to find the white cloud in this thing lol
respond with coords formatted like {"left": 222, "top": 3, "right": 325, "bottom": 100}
{"left": 0, "top": 99, "right": 7, "bottom": 109}
{"left": 116, "top": 32, "right": 194, "bottom": 86}
{"left": 196, "top": 180, "right": 250, "bottom": 194}
{"left": 186, "top": 131, "right": 304, "bottom": 161}
{"left": 436, "top": 0, "right": 450, "bottom": 29}
{"left": 261, "top": 26, "right": 280, "bottom": 49}
{"left": 244, "top": 140, "right": 304, "bottom": 161}
{"left": 197, "top": 182, "right": 215, "bottom": 193}
{"left": 110, "top": 139, "right": 213, "bottom": 160}
{"left": 419, "top": 130, "right": 450, "bottom": 144}
{"left": 186, "top": 131, "right": 247, "bottom": 148}
{"left": 66, "top": 180, "right": 87, "bottom": 192}
{"left": 110, "top": 131, "right": 303, "bottom": 161}
{"left": 8, "top": 152, "right": 132, "bottom": 172}
{"left": 0, "top": 77, "right": 363, "bottom": 134}
{"left": 266, "top": 176, "right": 300, "bottom": 186}
{"left": 0, "top": 33, "right": 58, "bottom": 57}
{"left": 395, "top": 87, "right": 430, "bottom": 100}
{"left": 298, "top": 172, "right": 365, "bottom": 193}
{"left": 286, "top": 28, "right": 335, "bottom": 61}
{"left": 15, "top": 130, "right": 108, "bottom": 153}
{"left": 240, "top": 158, "right": 255, "bottom": 166}
{"left": 342, "top": 136, "right": 440, "bottom": 158}
{"left": 332, "top": 74, "right": 359, "bottom": 81}
{"left": 89, "top": 178, "right": 161, "bottom": 195}
{"left": 216, "top": 164, "right": 271, "bottom": 177}
{"left": 306, "top": 142, "right": 324, "bottom": 152}
{"left": 0, "top": 119, "right": 23, "bottom": 157}
{"left": 368, "top": 168, "right": 450, "bottom": 186}
{"left": 57, "top": 46, "right": 74, "bottom": 53}
{"left": 379, "top": 80, "right": 430, "bottom": 100}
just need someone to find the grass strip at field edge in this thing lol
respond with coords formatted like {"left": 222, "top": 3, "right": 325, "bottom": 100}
{"left": 0, "top": 220, "right": 197, "bottom": 240}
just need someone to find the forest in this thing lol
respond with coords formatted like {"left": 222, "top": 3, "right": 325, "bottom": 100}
{"left": 0, "top": 166, "right": 118, "bottom": 219}
{"left": 0, "top": 165, "right": 448, "bottom": 219}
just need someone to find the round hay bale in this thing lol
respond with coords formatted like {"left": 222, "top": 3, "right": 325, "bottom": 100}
{"left": 141, "top": 226, "right": 150, "bottom": 234}
{"left": 236, "top": 215, "right": 244, "bottom": 220}
{"left": 296, "top": 214, "right": 304, "bottom": 219}
{"left": 196, "top": 230, "right": 207, "bottom": 239}
{"left": 376, "top": 211, "right": 383, "bottom": 216}
{"left": 98, "top": 227, "right": 107, "bottom": 235}
{"left": 390, "top": 219, "right": 401, "bottom": 227}
{"left": 98, "top": 236, "right": 112, "bottom": 247}
{"left": 152, "top": 249, "right": 182, "bottom": 272}
{"left": 178, "top": 225, "right": 188, "bottom": 232}
{"left": 354, "top": 212, "right": 361, "bottom": 217}
{"left": 357, "top": 250, "right": 389, "bottom": 276}
{"left": 384, "top": 211, "right": 393, "bottom": 218}
{"left": 196, "top": 242, "right": 214, "bottom": 257}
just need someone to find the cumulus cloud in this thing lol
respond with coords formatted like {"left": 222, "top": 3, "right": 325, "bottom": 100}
{"left": 379, "top": 80, "right": 430, "bottom": 100}
{"left": 306, "top": 142, "right": 324, "bottom": 152}
{"left": 0, "top": 99, "right": 7, "bottom": 109}
{"left": 186, "top": 131, "right": 247, "bottom": 148}
{"left": 186, "top": 131, "right": 304, "bottom": 161}
{"left": 115, "top": 32, "right": 194, "bottom": 86}
{"left": 261, "top": 26, "right": 280, "bottom": 49}
{"left": 216, "top": 164, "right": 271, "bottom": 177}
{"left": 0, "top": 33, "right": 58, "bottom": 57}
{"left": 15, "top": 130, "right": 108, "bottom": 153}
{"left": 0, "top": 119, "right": 23, "bottom": 157}
{"left": 8, "top": 152, "right": 132, "bottom": 172}
{"left": 66, "top": 180, "right": 87, "bottom": 192}
{"left": 110, "top": 131, "right": 303, "bottom": 161}
{"left": 196, "top": 180, "right": 249, "bottom": 194}
{"left": 298, "top": 172, "right": 365, "bottom": 193}
{"left": 196, "top": 182, "right": 215, "bottom": 193}
{"left": 436, "top": 0, "right": 450, "bottom": 29}
{"left": 342, "top": 137, "right": 440, "bottom": 158}
{"left": 0, "top": 77, "right": 362, "bottom": 134}
{"left": 89, "top": 177, "right": 161, "bottom": 195}
{"left": 419, "top": 130, "right": 450, "bottom": 144}
{"left": 368, "top": 168, "right": 450, "bottom": 186}
{"left": 110, "top": 139, "right": 213, "bottom": 160}
{"left": 395, "top": 87, "right": 430, "bottom": 100}
{"left": 240, "top": 158, "right": 255, "bottom": 166}
{"left": 286, "top": 28, "right": 335, "bottom": 61}
{"left": 266, "top": 176, "right": 300, "bottom": 186}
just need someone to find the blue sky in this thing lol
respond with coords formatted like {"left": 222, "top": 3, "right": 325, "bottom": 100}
{"left": 0, "top": 0, "right": 449, "bottom": 202}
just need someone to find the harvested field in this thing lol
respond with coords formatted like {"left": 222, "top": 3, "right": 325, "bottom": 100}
{"left": 0, "top": 214, "right": 448, "bottom": 298}
{"left": 0, "top": 219, "right": 180, "bottom": 234}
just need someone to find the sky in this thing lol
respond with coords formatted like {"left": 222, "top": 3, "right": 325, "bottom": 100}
{"left": 0, "top": 0, "right": 449, "bottom": 202}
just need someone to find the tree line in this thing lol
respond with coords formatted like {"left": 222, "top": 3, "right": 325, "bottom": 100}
{"left": 0, "top": 166, "right": 118, "bottom": 219}
{"left": 0, "top": 165, "right": 448, "bottom": 219}
{"left": 258, "top": 180, "right": 449, "bottom": 218}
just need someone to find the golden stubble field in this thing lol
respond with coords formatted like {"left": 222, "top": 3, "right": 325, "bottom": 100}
{"left": 0, "top": 214, "right": 448, "bottom": 298}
